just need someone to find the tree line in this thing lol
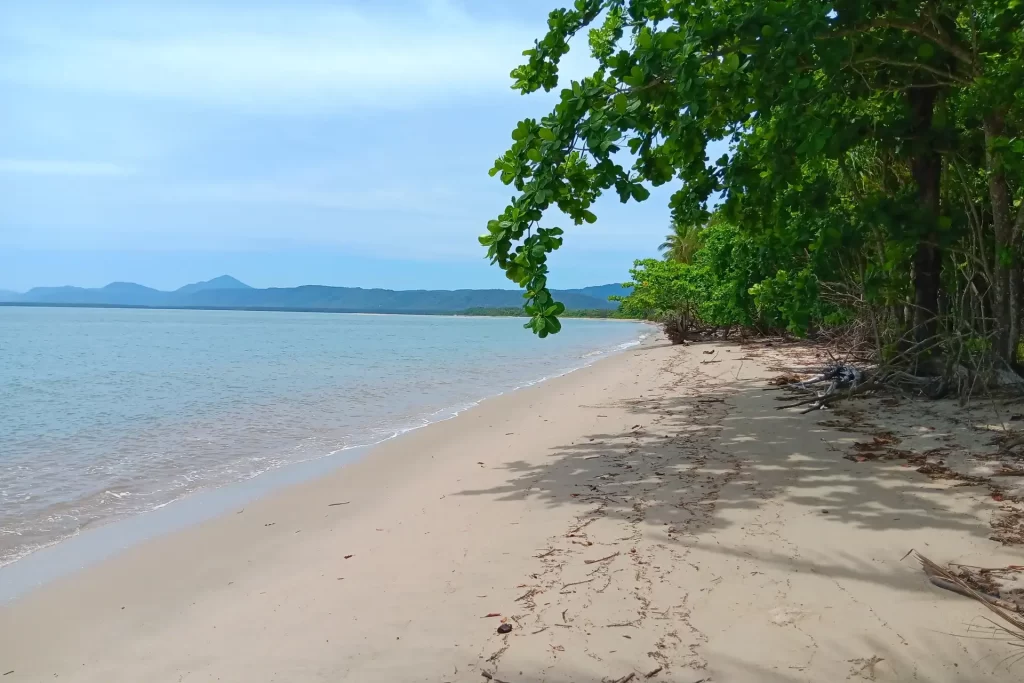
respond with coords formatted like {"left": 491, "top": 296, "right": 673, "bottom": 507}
{"left": 482, "top": 0, "right": 1023, "bottom": 382}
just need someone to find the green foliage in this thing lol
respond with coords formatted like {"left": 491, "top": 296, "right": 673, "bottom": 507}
{"left": 618, "top": 218, "right": 847, "bottom": 335}
{"left": 482, "top": 0, "right": 1024, "bottom": 362}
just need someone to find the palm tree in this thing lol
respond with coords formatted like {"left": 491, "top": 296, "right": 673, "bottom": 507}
{"left": 659, "top": 221, "right": 701, "bottom": 263}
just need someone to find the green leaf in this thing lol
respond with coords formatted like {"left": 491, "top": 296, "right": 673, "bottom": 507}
{"left": 637, "top": 27, "right": 652, "bottom": 49}
{"left": 583, "top": 209, "right": 598, "bottom": 223}
{"left": 526, "top": 148, "right": 543, "bottom": 163}
{"left": 546, "top": 302, "right": 566, "bottom": 316}
{"left": 538, "top": 127, "right": 556, "bottom": 141}
{"left": 722, "top": 53, "right": 740, "bottom": 73}
{"left": 917, "top": 43, "right": 935, "bottom": 59}
{"left": 631, "top": 184, "right": 651, "bottom": 201}
{"left": 761, "top": 24, "right": 775, "bottom": 38}
{"left": 613, "top": 93, "right": 628, "bottom": 114}
{"left": 623, "top": 65, "right": 645, "bottom": 86}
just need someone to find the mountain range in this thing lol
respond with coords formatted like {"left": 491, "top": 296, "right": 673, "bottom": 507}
{"left": 0, "top": 276, "right": 629, "bottom": 313}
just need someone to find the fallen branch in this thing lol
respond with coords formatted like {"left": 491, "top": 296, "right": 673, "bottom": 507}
{"left": 927, "top": 576, "right": 1020, "bottom": 612}
{"left": 778, "top": 378, "right": 878, "bottom": 413}
{"left": 566, "top": 517, "right": 597, "bottom": 536}
{"left": 918, "top": 553, "right": 1024, "bottom": 643}
{"left": 561, "top": 578, "right": 595, "bottom": 590}
{"left": 584, "top": 551, "right": 621, "bottom": 565}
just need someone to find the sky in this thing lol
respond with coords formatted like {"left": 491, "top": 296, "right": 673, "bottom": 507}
{"left": 0, "top": 0, "right": 679, "bottom": 292}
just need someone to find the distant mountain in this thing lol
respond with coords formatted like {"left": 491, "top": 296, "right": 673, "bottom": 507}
{"left": 175, "top": 275, "right": 252, "bottom": 295}
{"left": 10, "top": 277, "right": 622, "bottom": 313}
{"left": 21, "top": 282, "right": 171, "bottom": 307}
{"left": 561, "top": 283, "right": 632, "bottom": 303}
{"left": 0, "top": 290, "right": 21, "bottom": 302}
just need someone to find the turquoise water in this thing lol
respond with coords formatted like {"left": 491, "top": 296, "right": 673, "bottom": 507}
{"left": 0, "top": 307, "right": 646, "bottom": 566}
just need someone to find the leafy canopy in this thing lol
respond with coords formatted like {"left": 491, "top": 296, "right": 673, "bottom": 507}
{"left": 482, "top": 0, "right": 1024, "bottom": 337}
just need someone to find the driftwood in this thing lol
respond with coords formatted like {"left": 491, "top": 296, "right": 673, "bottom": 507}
{"left": 778, "top": 377, "right": 878, "bottom": 413}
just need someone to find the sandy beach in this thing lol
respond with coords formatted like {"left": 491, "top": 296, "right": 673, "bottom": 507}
{"left": 2, "top": 338, "right": 1021, "bottom": 682}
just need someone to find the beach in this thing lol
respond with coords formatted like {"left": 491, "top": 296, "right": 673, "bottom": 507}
{"left": 1, "top": 338, "right": 1021, "bottom": 682}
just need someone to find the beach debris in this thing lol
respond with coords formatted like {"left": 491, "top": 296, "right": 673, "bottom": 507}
{"left": 561, "top": 578, "right": 594, "bottom": 591}
{"left": 483, "top": 612, "right": 501, "bottom": 618}
{"left": 919, "top": 554, "right": 1024, "bottom": 612}
{"left": 344, "top": 554, "right": 354, "bottom": 559}
{"left": 264, "top": 522, "right": 275, "bottom": 527}
{"left": 847, "top": 656, "right": 885, "bottom": 680}
{"left": 918, "top": 553, "right": 1024, "bottom": 642}
{"left": 4, "top": 671, "right": 13, "bottom": 676}
{"left": 777, "top": 363, "right": 872, "bottom": 413}
{"left": 496, "top": 623, "right": 513, "bottom": 634}
{"left": 612, "top": 673, "right": 636, "bottom": 683}
{"left": 768, "top": 373, "right": 803, "bottom": 386}
{"left": 645, "top": 666, "right": 663, "bottom": 678}
{"left": 535, "top": 548, "right": 557, "bottom": 559}
{"left": 585, "top": 551, "right": 620, "bottom": 565}
{"left": 481, "top": 672, "right": 510, "bottom": 683}
{"left": 566, "top": 517, "right": 596, "bottom": 537}
{"left": 327, "top": 501, "right": 350, "bottom": 507}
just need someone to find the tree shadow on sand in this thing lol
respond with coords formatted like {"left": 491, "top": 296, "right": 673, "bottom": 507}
{"left": 455, "top": 358, "right": 998, "bottom": 597}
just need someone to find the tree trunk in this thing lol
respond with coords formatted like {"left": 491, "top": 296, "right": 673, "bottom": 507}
{"left": 908, "top": 89, "right": 943, "bottom": 355}
{"left": 984, "top": 111, "right": 1019, "bottom": 367}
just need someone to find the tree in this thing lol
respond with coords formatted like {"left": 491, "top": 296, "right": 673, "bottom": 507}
{"left": 659, "top": 221, "right": 701, "bottom": 263}
{"left": 481, "top": 0, "right": 1023, "bottom": 370}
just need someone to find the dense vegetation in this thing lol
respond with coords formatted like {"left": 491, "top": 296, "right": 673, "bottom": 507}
{"left": 483, "top": 0, "right": 1023, "bottom": 383}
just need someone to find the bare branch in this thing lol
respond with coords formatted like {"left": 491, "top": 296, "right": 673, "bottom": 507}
{"left": 850, "top": 56, "right": 971, "bottom": 85}
{"left": 866, "top": 17, "right": 976, "bottom": 69}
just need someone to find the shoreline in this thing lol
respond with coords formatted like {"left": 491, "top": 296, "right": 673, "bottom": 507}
{"left": 1, "top": 339, "right": 1020, "bottom": 682}
{"left": 0, "top": 329, "right": 649, "bottom": 597}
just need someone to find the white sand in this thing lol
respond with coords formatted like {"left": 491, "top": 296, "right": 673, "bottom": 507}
{"left": 1, "top": 339, "right": 1020, "bottom": 682}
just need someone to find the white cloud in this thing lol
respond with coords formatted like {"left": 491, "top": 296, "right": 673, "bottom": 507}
{"left": 0, "top": 159, "right": 133, "bottom": 176}
{"left": 0, "top": 2, "right": 584, "bottom": 114}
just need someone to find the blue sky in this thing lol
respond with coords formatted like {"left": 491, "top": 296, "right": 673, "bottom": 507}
{"left": 0, "top": 0, "right": 678, "bottom": 292}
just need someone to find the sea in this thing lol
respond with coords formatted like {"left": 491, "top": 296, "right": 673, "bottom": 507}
{"left": 0, "top": 306, "right": 647, "bottom": 568}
